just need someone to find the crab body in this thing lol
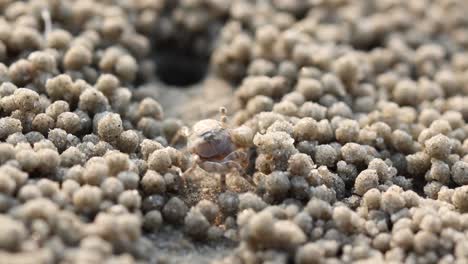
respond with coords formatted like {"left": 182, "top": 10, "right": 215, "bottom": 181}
{"left": 187, "top": 119, "right": 234, "bottom": 160}
{"left": 184, "top": 108, "right": 249, "bottom": 179}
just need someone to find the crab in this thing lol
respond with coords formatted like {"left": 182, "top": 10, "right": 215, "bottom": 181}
{"left": 175, "top": 107, "right": 252, "bottom": 190}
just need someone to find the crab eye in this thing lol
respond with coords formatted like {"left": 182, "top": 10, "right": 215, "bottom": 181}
{"left": 201, "top": 131, "right": 217, "bottom": 141}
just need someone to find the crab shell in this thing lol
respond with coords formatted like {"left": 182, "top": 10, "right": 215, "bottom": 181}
{"left": 187, "top": 119, "right": 234, "bottom": 159}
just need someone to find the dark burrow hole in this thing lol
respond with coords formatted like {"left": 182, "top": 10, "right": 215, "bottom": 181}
{"left": 154, "top": 45, "right": 209, "bottom": 87}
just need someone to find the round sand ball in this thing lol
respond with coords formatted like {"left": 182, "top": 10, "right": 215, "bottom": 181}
{"left": 45, "top": 74, "right": 74, "bottom": 101}
{"left": 425, "top": 134, "right": 452, "bottom": 159}
{"left": 142, "top": 195, "right": 166, "bottom": 213}
{"left": 184, "top": 208, "right": 210, "bottom": 240}
{"left": 97, "top": 113, "right": 123, "bottom": 142}
{"left": 381, "top": 189, "right": 406, "bottom": 214}
{"left": 327, "top": 102, "right": 352, "bottom": 118}
{"left": 0, "top": 82, "right": 17, "bottom": 97}
{"left": 28, "top": 51, "right": 56, "bottom": 72}
{"left": 315, "top": 144, "right": 338, "bottom": 167}
{"left": 25, "top": 132, "right": 45, "bottom": 145}
{"left": 138, "top": 98, "right": 163, "bottom": 120}
{"left": 8, "top": 59, "right": 36, "bottom": 86}
{"left": 335, "top": 119, "right": 360, "bottom": 143}
{"left": 148, "top": 149, "right": 172, "bottom": 173}
{"left": 391, "top": 228, "right": 414, "bottom": 250}
{"left": 368, "top": 158, "right": 394, "bottom": 182}
{"left": 118, "top": 190, "right": 141, "bottom": 210}
{"left": 80, "top": 236, "right": 112, "bottom": 257}
{"left": 207, "top": 226, "right": 223, "bottom": 241}
{"left": 141, "top": 170, "right": 166, "bottom": 195}
{"left": 419, "top": 215, "right": 442, "bottom": 233}
{"left": 231, "top": 125, "right": 254, "bottom": 148}
{"left": 272, "top": 220, "right": 307, "bottom": 250}
{"left": 47, "top": 29, "right": 72, "bottom": 49}
{"left": 163, "top": 172, "right": 183, "bottom": 193}
{"left": 6, "top": 132, "right": 27, "bottom": 145}
{"left": 393, "top": 80, "right": 419, "bottom": 106}
{"left": 93, "top": 141, "right": 114, "bottom": 157}
{"left": 162, "top": 197, "right": 188, "bottom": 225}
{"left": 299, "top": 98, "right": 327, "bottom": 120}
{"left": 0, "top": 95, "right": 16, "bottom": 114}
{"left": 452, "top": 161, "right": 468, "bottom": 186}
{"left": 0, "top": 165, "right": 27, "bottom": 189}
{"left": 266, "top": 171, "right": 291, "bottom": 199}
{"left": 99, "top": 47, "right": 121, "bottom": 72}
{"left": 372, "top": 233, "right": 391, "bottom": 251}
{"left": 295, "top": 78, "right": 323, "bottom": 100}
{"left": 196, "top": 200, "right": 219, "bottom": 223}
{"left": 140, "top": 139, "right": 163, "bottom": 160}
{"left": 137, "top": 118, "right": 162, "bottom": 138}
{"left": 244, "top": 211, "right": 275, "bottom": 248}
{"left": 78, "top": 88, "right": 109, "bottom": 114}
{"left": 341, "top": 143, "right": 368, "bottom": 165}
{"left": 104, "top": 151, "right": 129, "bottom": 176}
{"left": 45, "top": 100, "right": 69, "bottom": 120}
{"left": 293, "top": 117, "right": 318, "bottom": 141}
{"left": 0, "top": 193, "right": 13, "bottom": 213}
{"left": 291, "top": 176, "right": 310, "bottom": 200}
{"left": 406, "top": 152, "right": 431, "bottom": 177}
{"left": 267, "top": 120, "right": 294, "bottom": 134}
{"left": 310, "top": 184, "right": 336, "bottom": 203}
{"left": 115, "top": 54, "right": 138, "bottom": 82}
{"left": 115, "top": 213, "right": 142, "bottom": 241}
{"left": 0, "top": 173, "right": 16, "bottom": 195}
{"left": 0, "top": 143, "right": 14, "bottom": 164}
{"left": 218, "top": 191, "right": 239, "bottom": 215}
{"left": 429, "top": 120, "right": 452, "bottom": 135}
{"left": 63, "top": 45, "right": 92, "bottom": 70}
{"left": 117, "top": 171, "right": 139, "bottom": 190}
{"left": 60, "top": 147, "right": 85, "bottom": 167}
{"left": 66, "top": 165, "right": 85, "bottom": 184}
{"left": 414, "top": 230, "right": 438, "bottom": 253}
{"left": 0, "top": 117, "right": 22, "bottom": 140}
{"left": 143, "top": 210, "right": 163, "bottom": 232}
{"left": 118, "top": 130, "right": 139, "bottom": 153}
{"left": 334, "top": 55, "right": 359, "bottom": 84}
{"left": 18, "top": 184, "right": 42, "bottom": 201}
{"left": 56, "top": 112, "right": 81, "bottom": 134}
{"left": 74, "top": 109, "right": 91, "bottom": 133}
{"left": 0, "top": 215, "right": 27, "bottom": 251}
{"left": 16, "top": 149, "right": 39, "bottom": 172}
{"left": 33, "top": 139, "right": 57, "bottom": 151}
{"left": 83, "top": 162, "right": 109, "bottom": 186}
{"left": 37, "top": 179, "right": 59, "bottom": 197}
{"left": 362, "top": 188, "right": 381, "bottom": 210}
{"left": 110, "top": 88, "right": 131, "bottom": 113}
{"left": 101, "top": 177, "right": 124, "bottom": 200}
{"left": 162, "top": 118, "right": 183, "bottom": 142}
{"left": 454, "top": 187, "right": 468, "bottom": 212}
{"left": 238, "top": 192, "right": 267, "bottom": 212}
{"left": 354, "top": 169, "right": 379, "bottom": 196}
{"left": 73, "top": 185, "right": 102, "bottom": 213}
{"left": 288, "top": 153, "right": 314, "bottom": 176}
{"left": 426, "top": 160, "right": 453, "bottom": 184}
{"left": 36, "top": 148, "right": 59, "bottom": 174}
{"left": 323, "top": 119, "right": 347, "bottom": 144}
{"left": 293, "top": 211, "right": 313, "bottom": 234}
{"left": 95, "top": 74, "right": 119, "bottom": 96}
{"left": 295, "top": 243, "right": 325, "bottom": 264}
{"left": 13, "top": 88, "right": 39, "bottom": 112}
{"left": 282, "top": 92, "right": 305, "bottom": 106}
